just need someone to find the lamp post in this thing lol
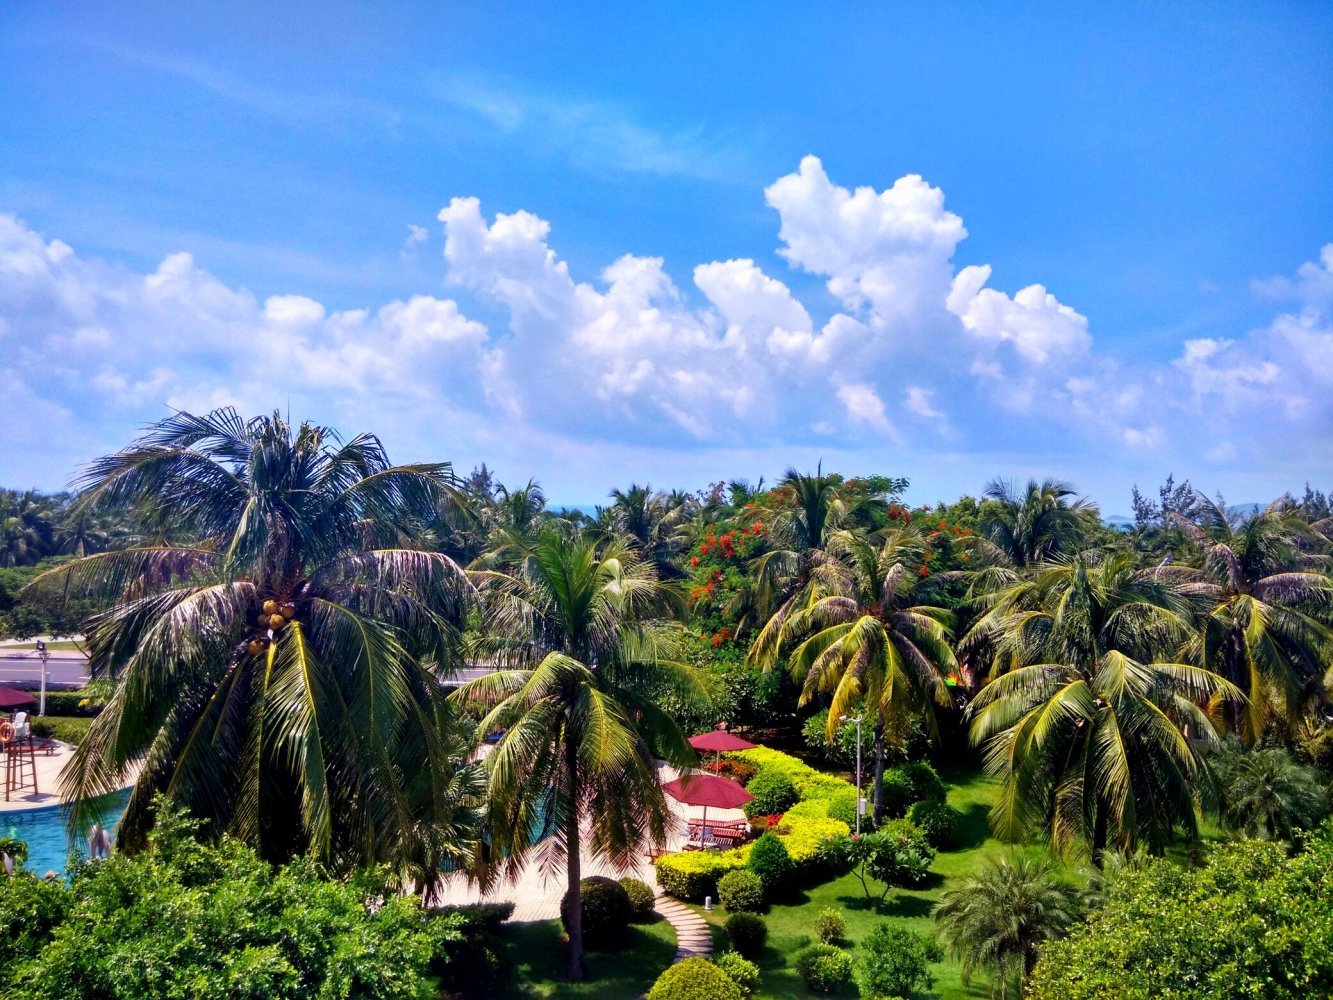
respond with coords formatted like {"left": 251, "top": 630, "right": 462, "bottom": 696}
{"left": 840, "top": 713, "right": 864, "bottom": 835}
{"left": 36, "top": 640, "right": 48, "bottom": 717}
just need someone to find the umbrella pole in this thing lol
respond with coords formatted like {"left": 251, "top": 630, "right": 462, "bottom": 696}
{"left": 701, "top": 804, "right": 709, "bottom": 847}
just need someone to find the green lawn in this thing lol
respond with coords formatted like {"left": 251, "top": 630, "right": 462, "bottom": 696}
{"left": 5, "top": 640, "right": 85, "bottom": 651}
{"left": 693, "top": 768, "right": 1068, "bottom": 999}
{"left": 497, "top": 914, "right": 677, "bottom": 998}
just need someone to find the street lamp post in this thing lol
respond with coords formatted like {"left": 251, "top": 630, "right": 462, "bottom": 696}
{"left": 840, "top": 713, "right": 864, "bottom": 835}
{"left": 36, "top": 640, "right": 49, "bottom": 717}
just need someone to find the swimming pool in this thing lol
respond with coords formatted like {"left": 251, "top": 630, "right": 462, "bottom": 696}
{"left": 3, "top": 788, "right": 131, "bottom": 876}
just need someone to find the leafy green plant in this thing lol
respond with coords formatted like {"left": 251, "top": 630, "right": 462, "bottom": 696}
{"left": 813, "top": 906, "right": 846, "bottom": 944}
{"left": 857, "top": 924, "right": 943, "bottom": 1000}
{"left": 794, "top": 943, "right": 854, "bottom": 994}
{"left": 647, "top": 956, "right": 744, "bottom": 1000}
{"left": 746, "top": 831, "right": 795, "bottom": 895}
{"left": 655, "top": 849, "right": 746, "bottom": 901}
{"left": 744, "top": 768, "right": 799, "bottom": 818}
{"left": 907, "top": 798, "right": 961, "bottom": 849}
{"left": 560, "top": 876, "right": 632, "bottom": 951}
{"left": 723, "top": 912, "right": 767, "bottom": 958}
{"left": 713, "top": 951, "right": 760, "bottom": 997}
{"left": 619, "top": 877, "right": 657, "bottom": 921}
{"left": 849, "top": 821, "right": 936, "bottom": 899}
{"left": 717, "top": 869, "right": 765, "bottom": 912}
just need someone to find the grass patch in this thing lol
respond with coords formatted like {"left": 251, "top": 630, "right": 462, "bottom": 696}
{"left": 4, "top": 640, "right": 85, "bottom": 652}
{"left": 498, "top": 914, "right": 676, "bottom": 998}
{"left": 695, "top": 767, "right": 1063, "bottom": 999}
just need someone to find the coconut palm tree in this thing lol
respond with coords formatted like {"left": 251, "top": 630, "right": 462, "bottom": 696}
{"left": 607, "top": 483, "right": 690, "bottom": 579}
{"left": 1, "top": 490, "right": 58, "bottom": 567}
{"left": 28, "top": 408, "right": 484, "bottom": 880}
{"left": 763, "top": 526, "right": 957, "bottom": 823}
{"left": 1169, "top": 495, "right": 1333, "bottom": 740}
{"left": 966, "top": 550, "right": 1242, "bottom": 856}
{"left": 975, "top": 478, "right": 1097, "bottom": 571}
{"left": 934, "top": 854, "right": 1084, "bottom": 998}
{"left": 1212, "top": 744, "right": 1330, "bottom": 841}
{"left": 453, "top": 529, "right": 703, "bottom": 980}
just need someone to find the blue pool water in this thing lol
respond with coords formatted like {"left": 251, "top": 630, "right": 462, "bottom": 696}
{"left": 3, "top": 788, "right": 131, "bottom": 876}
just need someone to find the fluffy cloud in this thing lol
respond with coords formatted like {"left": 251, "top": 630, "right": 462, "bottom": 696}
{"left": 2, "top": 164, "right": 1330, "bottom": 502}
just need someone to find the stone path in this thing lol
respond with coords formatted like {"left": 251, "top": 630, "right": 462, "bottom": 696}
{"left": 654, "top": 892, "right": 713, "bottom": 962}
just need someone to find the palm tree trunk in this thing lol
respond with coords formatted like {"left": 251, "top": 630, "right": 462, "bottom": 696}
{"left": 871, "top": 719, "right": 886, "bottom": 826}
{"left": 1091, "top": 800, "right": 1108, "bottom": 868}
{"left": 564, "top": 721, "right": 586, "bottom": 981}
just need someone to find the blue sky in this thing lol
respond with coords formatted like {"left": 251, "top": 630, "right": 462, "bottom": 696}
{"left": 2, "top": 3, "right": 1331, "bottom": 512}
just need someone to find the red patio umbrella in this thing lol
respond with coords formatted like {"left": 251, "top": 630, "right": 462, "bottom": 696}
{"left": 689, "top": 727, "right": 756, "bottom": 771}
{"left": 0, "top": 688, "right": 36, "bottom": 710}
{"left": 662, "top": 772, "right": 753, "bottom": 845}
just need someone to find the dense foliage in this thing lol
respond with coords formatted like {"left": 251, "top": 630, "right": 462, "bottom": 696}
{"left": 857, "top": 924, "right": 944, "bottom": 1000}
{"left": 646, "top": 956, "right": 744, "bottom": 1000}
{"left": 794, "top": 943, "right": 855, "bottom": 993}
{"left": 0, "top": 807, "right": 464, "bottom": 1000}
{"left": 1029, "top": 823, "right": 1333, "bottom": 999}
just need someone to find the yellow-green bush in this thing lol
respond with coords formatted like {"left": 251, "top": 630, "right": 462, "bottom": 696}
{"left": 655, "top": 849, "right": 746, "bottom": 901}
{"left": 732, "top": 748, "right": 854, "bottom": 801}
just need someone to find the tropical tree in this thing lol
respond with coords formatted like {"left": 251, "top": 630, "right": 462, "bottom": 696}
{"left": 1, "top": 491, "right": 58, "bottom": 567}
{"left": 965, "top": 550, "right": 1242, "bottom": 856}
{"left": 1212, "top": 743, "right": 1330, "bottom": 841}
{"left": 761, "top": 526, "right": 957, "bottom": 823}
{"left": 607, "top": 483, "right": 690, "bottom": 579}
{"left": 974, "top": 478, "right": 1097, "bottom": 570}
{"left": 453, "top": 529, "right": 704, "bottom": 980}
{"left": 28, "top": 409, "right": 484, "bottom": 882}
{"left": 1169, "top": 494, "right": 1333, "bottom": 739}
{"left": 934, "top": 854, "right": 1084, "bottom": 998}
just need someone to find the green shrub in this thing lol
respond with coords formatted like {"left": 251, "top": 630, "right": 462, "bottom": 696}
{"left": 849, "top": 822, "right": 936, "bottom": 898}
{"left": 559, "top": 876, "right": 632, "bottom": 951}
{"left": 813, "top": 907, "right": 846, "bottom": 944}
{"left": 794, "top": 943, "right": 854, "bottom": 993}
{"left": 744, "top": 768, "right": 799, "bottom": 818}
{"left": 30, "top": 691, "right": 101, "bottom": 717}
{"left": 746, "top": 831, "right": 795, "bottom": 894}
{"left": 878, "top": 768, "right": 915, "bottom": 818}
{"left": 827, "top": 788, "right": 861, "bottom": 827}
{"left": 734, "top": 747, "right": 856, "bottom": 801}
{"left": 907, "top": 798, "right": 961, "bottom": 849}
{"left": 655, "top": 849, "right": 746, "bottom": 901}
{"left": 647, "top": 955, "right": 744, "bottom": 1000}
{"left": 724, "top": 912, "right": 767, "bottom": 958}
{"left": 28, "top": 716, "right": 92, "bottom": 746}
{"left": 713, "top": 951, "right": 760, "bottom": 997}
{"left": 814, "top": 833, "right": 855, "bottom": 875}
{"left": 857, "top": 924, "right": 942, "bottom": 1000}
{"left": 879, "top": 761, "right": 946, "bottom": 818}
{"left": 619, "top": 877, "right": 657, "bottom": 921}
{"left": 717, "top": 869, "right": 765, "bottom": 912}
{"left": 1029, "top": 824, "right": 1333, "bottom": 999}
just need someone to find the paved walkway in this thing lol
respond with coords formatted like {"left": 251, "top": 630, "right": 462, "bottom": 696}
{"left": 655, "top": 893, "right": 713, "bottom": 961}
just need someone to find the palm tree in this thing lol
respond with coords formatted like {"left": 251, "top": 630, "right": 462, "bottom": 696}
{"left": 1, "top": 490, "right": 58, "bottom": 567}
{"left": 975, "top": 478, "right": 1097, "bottom": 570}
{"left": 762, "top": 527, "right": 957, "bottom": 823}
{"left": 28, "top": 409, "right": 484, "bottom": 881}
{"left": 1212, "top": 744, "right": 1330, "bottom": 841}
{"left": 966, "top": 550, "right": 1242, "bottom": 856}
{"left": 1169, "top": 495, "right": 1333, "bottom": 740}
{"left": 934, "top": 854, "right": 1084, "bottom": 998}
{"left": 607, "top": 483, "right": 689, "bottom": 579}
{"left": 453, "top": 529, "right": 703, "bottom": 980}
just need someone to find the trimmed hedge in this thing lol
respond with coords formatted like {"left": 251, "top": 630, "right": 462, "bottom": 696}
{"left": 619, "top": 877, "right": 657, "bottom": 921}
{"left": 714, "top": 952, "right": 760, "bottom": 997}
{"left": 724, "top": 912, "right": 767, "bottom": 958}
{"left": 743, "top": 769, "right": 798, "bottom": 818}
{"left": 655, "top": 849, "right": 746, "bottom": 902}
{"left": 795, "top": 943, "right": 854, "bottom": 993}
{"left": 907, "top": 798, "right": 961, "bottom": 849}
{"left": 746, "top": 832, "right": 794, "bottom": 895}
{"left": 717, "top": 870, "right": 764, "bottom": 912}
{"left": 559, "top": 876, "right": 631, "bottom": 951}
{"left": 647, "top": 956, "right": 744, "bottom": 1000}
{"left": 732, "top": 747, "right": 855, "bottom": 801}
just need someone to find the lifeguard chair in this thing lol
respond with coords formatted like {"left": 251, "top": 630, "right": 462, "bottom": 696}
{"left": 1, "top": 713, "right": 39, "bottom": 801}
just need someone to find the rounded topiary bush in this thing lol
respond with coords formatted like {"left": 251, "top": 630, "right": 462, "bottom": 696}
{"left": 559, "top": 875, "right": 631, "bottom": 951}
{"left": 717, "top": 869, "right": 765, "bottom": 912}
{"left": 714, "top": 951, "right": 761, "bottom": 997}
{"left": 828, "top": 788, "right": 861, "bottom": 828}
{"left": 724, "top": 911, "right": 768, "bottom": 958}
{"left": 907, "top": 798, "right": 961, "bottom": 849}
{"left": 647, "top": 956, "right": 744, "bottom": 1000}
{"left": 619, "top": 876, "right": 657, "bottom": 921}
{"left": 743, "top": 768, "right": 799, "bottom": 818}
{"left": 880, "top": 762, "right": 946, "bottom": 818}
{"left": 813, "top": 906, "right": 846, "bottom": 944}
{"left": 794, "top": 943, "right": 854, "bottom": 993}
{"left": 746, "top": 831, "right": 795, "bottom": 895}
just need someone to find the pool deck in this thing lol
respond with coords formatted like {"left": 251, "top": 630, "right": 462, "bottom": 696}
{"left": 426, "top": 763, "right": 746, "bottom": 922}
{"left": 0, "top": 739, "right": 138, "bottom": 813}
